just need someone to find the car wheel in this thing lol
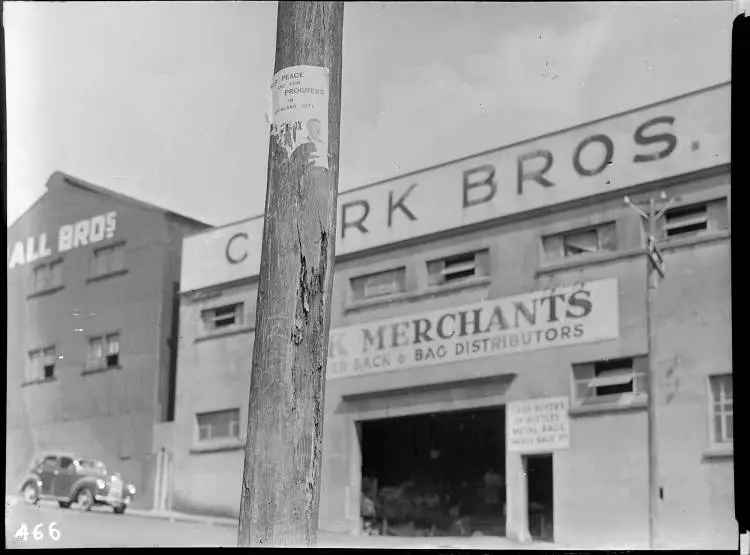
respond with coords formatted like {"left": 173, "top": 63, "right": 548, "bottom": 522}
{"left": 76, "top": 487, "right": 94, "bottom": 512}
{"left": 22, "top": 483, "right": 39, "bottom": 505}
{"left": 58, "top": 501, "right": 71, "bottom": 509}
{"left": 113, "top": 505, "right": 126, "bottom": 515}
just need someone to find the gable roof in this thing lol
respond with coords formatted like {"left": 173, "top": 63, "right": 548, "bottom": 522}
{"left": 10, "top": 171, "right": 212, "bottom": 231}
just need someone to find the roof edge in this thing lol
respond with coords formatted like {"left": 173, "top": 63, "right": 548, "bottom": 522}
{"left": 46, "top": 171, "right": 212, "bottom": 229}
{"left": 209, "top": 80, "right": 731, "bottom": 231}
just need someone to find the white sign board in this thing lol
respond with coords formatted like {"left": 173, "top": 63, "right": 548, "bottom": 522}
{"left": 326, "top": 278, "right": 619, "bottom": 380}
{"left": 180, "top": 84, "right": 729, "bottom": 293}
{"left": 507, "top": 396, "right": 570, "bottom": 453}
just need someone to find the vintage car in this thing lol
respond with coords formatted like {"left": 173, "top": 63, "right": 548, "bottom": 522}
{"left": 19, "top": 451, "right": 136, "bottom": 514}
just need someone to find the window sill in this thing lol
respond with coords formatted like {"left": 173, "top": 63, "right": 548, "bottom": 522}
{"left": 81, "top": 365, "right": 122, "bottom": 376}
{"left": 702, "top": 444, "right": 733, "bottom": 461}
{"left": 569, "top": 396, "right": 648, "bottom": 417}
{"left": 190, "top": 439, "right": 245, "bottom": 455}
{"left": 194, "top": 325, "right": 256, "bottom": 343}
{"left": 536, "top": 231, "right": 730, "bottom": 276}
{"left": 21, "top": 377, "right": 57, "bottom": 387}
{"left": 537, "top": 248, "right": 644, "bottom": 275}
{"left": 659, "top": 229, "right": 730, "bottom": 251}
{"left": 27, "top": 285, "right": 65, "bottom": 300}
{"left": 87, "top": 269, "right": 128, "bottom": 284}
{"left": 344, "top": 276, "right": 491, "bottom": 314}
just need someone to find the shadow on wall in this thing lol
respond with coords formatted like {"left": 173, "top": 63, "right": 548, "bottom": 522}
{"left": 335, "top": 374, "right": 516, "bottom": 417}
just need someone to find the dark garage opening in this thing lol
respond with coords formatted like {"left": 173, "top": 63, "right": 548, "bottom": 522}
{"left": 526, "top": 454, "right": 553, "bottom": 542}
{"left": 359, "top": 406, "right": 506, "bottom": 538}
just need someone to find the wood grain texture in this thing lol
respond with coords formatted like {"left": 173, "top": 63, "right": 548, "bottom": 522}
{"left": 237, "top": 2, "right": 344, "bottom": 548}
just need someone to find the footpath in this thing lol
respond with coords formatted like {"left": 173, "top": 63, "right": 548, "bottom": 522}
{"left": 123, "top": 506, "right": 563, "bottom": 549}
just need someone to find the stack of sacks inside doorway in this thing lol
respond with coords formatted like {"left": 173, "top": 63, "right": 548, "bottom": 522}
{"left": 361, "top": 479, "right": 476, "bottom": 537}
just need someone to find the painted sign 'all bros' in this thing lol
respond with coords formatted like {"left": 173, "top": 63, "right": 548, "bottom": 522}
{"left": 7, "top": 211, "right": 118, "bottom": 269}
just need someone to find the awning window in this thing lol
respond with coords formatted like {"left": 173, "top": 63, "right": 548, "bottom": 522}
{"left": 588, "top": 373, "right": 634, "bottom": 388}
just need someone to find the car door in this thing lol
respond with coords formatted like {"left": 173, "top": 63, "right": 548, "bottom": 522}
{"left": 53, "top": 457, "right": 78, "bottom": 498}
{"left": 38, "top": 456, "right": 59, "bottom": 496}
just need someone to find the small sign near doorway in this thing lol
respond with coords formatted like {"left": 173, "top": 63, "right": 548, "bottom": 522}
{"left": 507, "top": 396, "right": 570, "bottom": 453}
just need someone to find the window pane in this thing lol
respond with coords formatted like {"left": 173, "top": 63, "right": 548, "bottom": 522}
{"left": 51, "top": 262, "right": 63, "bottom": 287}
{"left": 599, "top": 223, "right": 617, "bottom": 251}
{"left": 542, "top": 235, "right": 564, "bottom": 262}
{"left": 198, "top": 426, "right": 209, "bottom": 440}
{"left": 713, "top": 414, "right": 723, "bottom": 442}
{"left": 211, "top": 422, "right": 230, "bottom": 438}
{"left": 42, "top": 457, "right": 58, "bottom": 469}
{"left": 725, "top": 415, "right": 733, "bottom": 440}
{"left": 107, "top": 334, "right": 120, "bottom": 354}
{"left": 89, "top": 337, "right": 104, "bottom": 358}
{"left": 563, "top": 229, "right": 599, "bottom": 256}
{"left": 95, "top": 250, "right": 109, "bottom": 275}
{"left": 722, "top": 375, "right": 733, "bottom": 400}
{"left": 575, "top": 379, "right": 590, "bottom": 402}
{"left": 360, "top": 269, "right": 405, "bottom": 299}
{"left": 35, "top": 266, "right": 48, "bottom": 291}
{"left": 213, "top": 305, "right": 234, "bottom": 317}
{"left": 111, "top": 245, "right": 125, "bottom": 272}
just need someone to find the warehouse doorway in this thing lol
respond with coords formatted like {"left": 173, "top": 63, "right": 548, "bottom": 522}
{"left": 359, "top": 406, "right": 506, "bottom": 538}
{"left": 525, "top": 454, "right": 553, "bottom": 542}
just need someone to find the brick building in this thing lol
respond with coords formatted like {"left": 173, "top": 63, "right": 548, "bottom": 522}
{"left": 170, "top": 82, "right": 733, "bottom": 548}
{"left": 6, "top": 172, "right": 210, "bottom": 508}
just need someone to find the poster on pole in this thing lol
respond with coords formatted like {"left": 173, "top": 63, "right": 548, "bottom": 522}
{"left": 270, "top": 65, "right": 330, "bottom": 169}
{"left": 507, "top": 396, "right": 571, "bottom": 453}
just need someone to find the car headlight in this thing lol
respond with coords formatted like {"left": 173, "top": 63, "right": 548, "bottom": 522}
{"left": 96, "top": 479, "right": 106, "bottom": 490}
{"left": 127, "top": 484, "right": 136, "bottom": 495}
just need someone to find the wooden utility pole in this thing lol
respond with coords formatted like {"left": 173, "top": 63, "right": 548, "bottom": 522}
{"left": 625, "top": 192, "right": 674, "bottom": 550}
{"left": 238, "top": 2, "right": 344, "bottom": 548}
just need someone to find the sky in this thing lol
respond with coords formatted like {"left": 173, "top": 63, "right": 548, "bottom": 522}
{"left": 4, "top": 1, "right": 735, "bottom": 228}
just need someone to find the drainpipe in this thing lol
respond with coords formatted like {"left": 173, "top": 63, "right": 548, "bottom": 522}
{"left": 153, "top": 449, "right": 163, "bottom": 511}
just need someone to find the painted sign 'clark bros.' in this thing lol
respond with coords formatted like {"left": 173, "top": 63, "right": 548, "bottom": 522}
{"left": 7, "top": 211, "right": 117, "bottom": 269}
{"left": 179, "top": 84, "right": 728, "bottom": 293}
{"left": 326, "top": 279, "right": 619, "bottom": 380}
{"left": 507, "top": 397, "right": 571, "bottom": 454}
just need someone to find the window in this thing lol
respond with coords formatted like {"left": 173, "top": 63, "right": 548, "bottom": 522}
{"left": 201, "top": 303, "right": 244, "bottom": 332}
{"left": 427, "top": 249, "right": 490, "bottom": 287}
{"left": 41, "top": 456, "right": 58, "bottom": 470}
{"left": 543, "top": 223, "right": 617, "bottom": 262}
{"left": 31, "top": 260, "right": 63, "bottom": 294}
{"left": 662, "top": 198, "right": 728, "bottom": 239}
{"left": 27, "top": 346, "right": 57, "bottom": 382}
{"left": 196, "top": 409, "right": 241, "bottom": 442}
{"left": 351, "top": 267, "right": 406, "bottom": 302}
{"left": 572, "top": 357, "right": 648, "bottom": 406}
{"left": 59, "top": 457, "right": 74, "bottom": 471}
{"left": 90, "top": 243, "right": 125, "bottom": 278}
{"left": 87, "top": 333, "right": 121, "bottom": 370}
{"left": 709, "top": 374, "right": 733, "bottom": 444}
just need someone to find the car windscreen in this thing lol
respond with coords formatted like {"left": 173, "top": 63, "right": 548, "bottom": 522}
{"left": 79, "top": 460, "right": 107, "bottom": 474}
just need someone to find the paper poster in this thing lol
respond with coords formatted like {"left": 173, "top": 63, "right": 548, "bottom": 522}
{"left": 270, "top": 65, "right": 330, "bottom": 169}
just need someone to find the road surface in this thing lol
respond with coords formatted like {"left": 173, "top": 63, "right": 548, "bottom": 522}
{"left": 5, "top": 496, "right": 560, "bottom": 549}
{"left": 5, "top": 499, "right": 236, "bottom": 549}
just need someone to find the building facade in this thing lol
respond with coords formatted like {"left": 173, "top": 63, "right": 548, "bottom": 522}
{"left": 171, "top": 82, "right": 733, "bottom": 549}
{"left": 6, "top": 172, "right": 210, "bottom": 508}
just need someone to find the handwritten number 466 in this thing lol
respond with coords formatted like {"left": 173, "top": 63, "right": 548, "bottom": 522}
{"left": 14, "top": 522, "right": 61, "bottom": 542}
